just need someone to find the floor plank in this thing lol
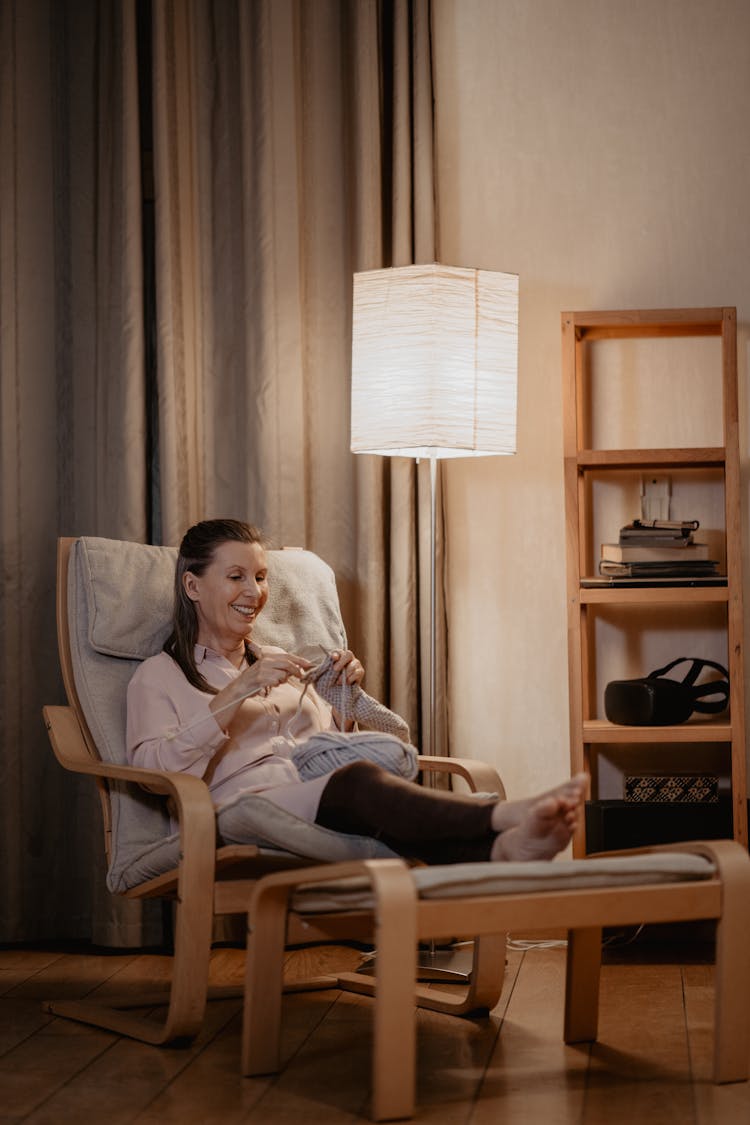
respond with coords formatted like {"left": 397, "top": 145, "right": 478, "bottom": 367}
{"left": 7, "top": 951, "right": 139, "bottom": 1003}
{"left": 472, "top": 946, "right": 589, "bottom": 1125}
{"left": 0, "top": 950, "right": 66, "bottom": 996}
{"left": 0, "top": 1017, "right": 116, "bottom": 1119}
{"left": 0, "top": 952, "right": 156, "bottom": 1118}
{"left": 0, "top": 941, "right": 747, "bottom": 1124}
{"left": 403, "top": 949, "right": 522, "bottom": 1124}
{"left": 683, "top": 963, "right": 750, "bottom": 1125}
{"left": 23, "top": 1000, "right": 240, "bottom": 1125}
{"left": 584, "top": 961, "right": 695, "bottom": 1124}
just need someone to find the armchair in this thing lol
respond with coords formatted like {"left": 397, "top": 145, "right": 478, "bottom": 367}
{"left": 42, "top": 535, "right": 501, "bottom": 1044}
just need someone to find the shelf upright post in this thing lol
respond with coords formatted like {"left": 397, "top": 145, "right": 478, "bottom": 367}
{"left": 562, "top": 314, "right": 587, "bottom": 856}
{"left": 720, "top": 308, "right": 747, "bottom": 846}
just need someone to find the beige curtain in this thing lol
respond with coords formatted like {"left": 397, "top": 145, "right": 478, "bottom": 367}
{"left": 0, "top": 0, "right": 158, "bottom": 943}
{"left": 0, "top": 0, "right": 444, "bottom": 945}
{"left": 151, "top": 0, "right": 446, "bottom": 753}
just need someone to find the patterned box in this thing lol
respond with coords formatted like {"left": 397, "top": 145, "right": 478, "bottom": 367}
{"left": 624, "top": 775, "right": 719, "bottom": 804}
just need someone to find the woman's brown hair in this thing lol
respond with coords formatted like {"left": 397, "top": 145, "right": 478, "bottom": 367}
{"left": 164, "top": 519, "right": 268, "bottom": 693}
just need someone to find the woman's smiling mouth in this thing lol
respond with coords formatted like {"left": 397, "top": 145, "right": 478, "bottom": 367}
{"left": 231, "top": 604, "right": 257, "bottom": 619}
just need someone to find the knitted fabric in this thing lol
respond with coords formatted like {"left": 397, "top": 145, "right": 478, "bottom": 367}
{"left": 302, "top": 650, "right": 411, "bottom": 743}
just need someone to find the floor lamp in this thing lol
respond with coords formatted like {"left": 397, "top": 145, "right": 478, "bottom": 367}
{"left": 350, "top": 263, "right": 519, "bottom": 976}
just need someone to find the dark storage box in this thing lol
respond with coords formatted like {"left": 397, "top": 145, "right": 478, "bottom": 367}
{"left": 585, "top": 798, "right": 735, "bottom": 854}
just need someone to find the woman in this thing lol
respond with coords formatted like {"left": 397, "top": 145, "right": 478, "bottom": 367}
{"left": 127, "top": 519, "right": 587, "bottom": 864}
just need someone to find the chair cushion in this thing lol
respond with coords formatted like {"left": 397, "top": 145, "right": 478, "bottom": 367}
{"left": 287, "top": 852, "right": 717, "bottom": 913}
{"left": 66, "top": 536, "right": 362, "bottom": 893}
{"left": 78, "top": 536, "right": 347, "bottom": 659}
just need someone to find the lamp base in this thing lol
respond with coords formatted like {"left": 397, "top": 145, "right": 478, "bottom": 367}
{"left": 357, "top": 940, "right": 474, "bottom": 983}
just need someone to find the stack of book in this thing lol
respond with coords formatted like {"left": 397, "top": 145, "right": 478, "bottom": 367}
{"left": 599, "top": 519, "right": 719, "bottom": 578}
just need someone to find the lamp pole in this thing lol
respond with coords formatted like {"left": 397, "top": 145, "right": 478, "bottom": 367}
{"left": 428, "top": 452, "right": 438, "bottom": 761}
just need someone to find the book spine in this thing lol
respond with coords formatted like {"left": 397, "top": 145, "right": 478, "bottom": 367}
{"left": 602, "top": 543, "right": 710, "bottom": 563}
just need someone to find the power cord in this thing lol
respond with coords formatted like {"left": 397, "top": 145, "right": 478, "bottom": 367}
{"left": 507, "top": 923, "right": 645, "bottom": 953}
{"left": 507, "top": 937, "right": 568, "bottom": 951}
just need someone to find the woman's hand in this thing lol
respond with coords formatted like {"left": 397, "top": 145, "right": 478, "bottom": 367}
{"left": 209, "top": 650, "right": 311, "bottom": 730}
{"left": 329, "top": 649, "right": 365, "bottom": 686}
{"left": 239, "top": 651, "right": 312, "bottom": 693}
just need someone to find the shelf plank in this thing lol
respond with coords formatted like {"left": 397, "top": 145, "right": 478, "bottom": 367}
{"left": 579, "top": 585, "right": 729, "bottom": 606}
{"left": 564, "top": 307, "right": 727, "bottom": 338}
{"left": 577, "top": 324, "right": 721, "bottom": 340}
{"left": 582, "top": 719, "right": 732, "bottom": 744}
{"left": 575, "top": 448, "right": 726, "bottom": 469}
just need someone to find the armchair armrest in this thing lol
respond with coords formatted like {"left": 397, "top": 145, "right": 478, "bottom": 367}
{"left": 417, "top": 754, "right": 506, "bottom": 799}
{"left": 43, "top": 704, "right": 218, "bottom": 878}
{"left": 44, "top": 703, "right": 214, "bottom": 811}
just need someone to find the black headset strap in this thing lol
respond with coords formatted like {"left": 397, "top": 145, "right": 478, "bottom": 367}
{"left": 648, "top": 657, "right": 729, "bottom": 714}
{"left": 649, "top": 656, "right": 728, "bottom": 683}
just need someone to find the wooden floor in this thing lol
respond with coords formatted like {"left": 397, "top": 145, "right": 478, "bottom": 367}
{"left": 1, "top": 938, "right": 749, "bottom": 1124}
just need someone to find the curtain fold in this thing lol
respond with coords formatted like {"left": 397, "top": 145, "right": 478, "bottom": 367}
{"left": 1, "top": 0, "right": 443, "bottom": 944}
{"left": 0, "top": 0, "right": 153, "bottom": 944}
{"left": 151, "top": 0, "right": 445, "bottom": 753}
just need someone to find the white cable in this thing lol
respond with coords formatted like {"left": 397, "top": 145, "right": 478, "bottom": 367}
{"left": 508, "top": 923, "right": 646, "bottom": 954}
{"left": 506, "top": 937, "right": 568, "bottom": 951}
{"left": 602, "top": 923, "right": 645, "bottom": 947}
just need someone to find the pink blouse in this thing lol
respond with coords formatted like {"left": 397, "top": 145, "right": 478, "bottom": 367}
{"left": 126, "top": 644, "right": 337, "bottom": 814}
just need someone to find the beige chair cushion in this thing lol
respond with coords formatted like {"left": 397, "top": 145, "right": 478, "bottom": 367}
{"left": 80, "top": 537, "right": 348, "bottom": 660}
{"left": 288, "top": 852, "right": 717, "bottom": 913}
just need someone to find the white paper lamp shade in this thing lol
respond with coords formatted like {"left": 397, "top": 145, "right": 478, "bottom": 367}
{"left": 351, "top": 264, "right": 518, "bottom": 459}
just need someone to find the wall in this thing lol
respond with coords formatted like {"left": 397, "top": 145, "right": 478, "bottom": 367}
{"left": 433, "top": 0, "right": 750, "bottom": 801}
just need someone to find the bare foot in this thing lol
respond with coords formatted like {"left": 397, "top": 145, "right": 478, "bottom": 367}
{"left": 489, "top": 790, "right": 584, "bottom": 862}
{"left": 491, "top": 773, "right": 588, "bottom": 833}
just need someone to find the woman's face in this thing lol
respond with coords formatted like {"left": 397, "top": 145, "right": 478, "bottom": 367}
{"left": 183, "top": 539, "right": 268, "bottom": 651}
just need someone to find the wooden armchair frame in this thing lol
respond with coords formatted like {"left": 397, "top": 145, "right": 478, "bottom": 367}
{"left": 42, "top": 536, "right": 504, "bottom": 1045}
